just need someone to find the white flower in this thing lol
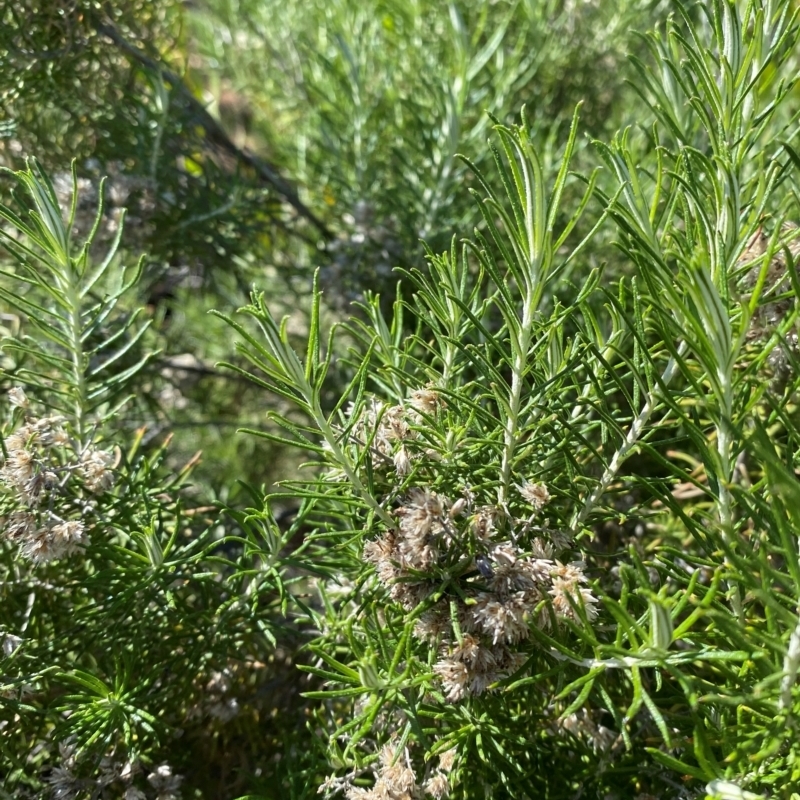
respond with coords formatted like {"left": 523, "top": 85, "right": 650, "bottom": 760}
{"left": 147, "top": 763, "right": 183, "bottom": 799}
{"left": 79, "top": 447, "right": 116, "bottom": 493}
{"left": 516, "top": 480, "right": 550, "bottom": 510}
{"left": 433, "top": 658, "right": 470, "bottom": 702}
{"left": 393, "top": 446, "right": 412, "bottom": 477}
{"left": 8, "top": 387, "right": 28, "bottom": 408}
{"left": 472, "top": 593, "right": 531, "bottom": 644}
{"left": 2, "top": 633, "right": 23, "bottom": 657}
{"left": 437, "top": 748, "right": 457, "bottom": 773}
{"left": 549, "top": 562, "right": 599, "bottom": 622}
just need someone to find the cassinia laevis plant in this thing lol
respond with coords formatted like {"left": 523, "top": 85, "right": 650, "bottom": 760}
{"left": 4, "top": 2, "right": 800, "bottom": 799}
{"left": 220, "top": 2, "right": 800, "bottom": 798}
{"left": 0, "top": 163, "right": 300, "bottom": 799}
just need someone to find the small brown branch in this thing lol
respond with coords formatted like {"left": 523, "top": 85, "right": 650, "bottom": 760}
{"left": 90, "top": 15, "right": 331, "bottom": 239}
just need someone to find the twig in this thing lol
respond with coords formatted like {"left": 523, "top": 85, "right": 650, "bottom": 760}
{"left": 90, "top": 15, "right": 331, "bottom": 239}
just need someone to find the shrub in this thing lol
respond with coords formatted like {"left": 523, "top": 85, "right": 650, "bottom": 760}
{"left": 3, "top": 1, "right": 800, "bottom": 799}
{"left": 219, "top": 1, "right": 800, "bottom": 797}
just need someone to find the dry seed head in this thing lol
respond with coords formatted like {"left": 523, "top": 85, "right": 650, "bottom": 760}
{"left": 471, "top": 506, "right": 497, "bottom": 541}
{"left": 20, "top": 518, "right": 88, "bottom": 563}
{"left": 3, "top": 449, "right": 35, "bottom": 487}
{"left": 490, "top": 543, "right": 517, "bottom": 567}
{"left": 433, "top": 658, "right": 470, "bottom": 702}
{"left": 6, "top": 510, "right": 37, "bottom": 542}
{"left": 383, "top": 404, "right": 410, "bottom": 440}
{"left": 7, "top": 387, "right": 28, "bottom": 408}
{"left": 471, "top": 593, "right": 531, "bottom": 645}
{"left": 437, "top": 748, "right": 456, "bottom": 774}
{"left": 517, "top": 480, "right": 551, "bottom": 511}
{"left": 549, "top": 577, "right": 599, "bottom": 622}
{"left": 409, "top": 387, "right": 445, "bottom": 415}
{"left": 413, "top": 609, "right": 451, "bottom": 643}
{"left": 557, "top": 708, "right": 617, "bottom": 754}
{"left": 448, "top": 497, "right": 467, "bottom": 518}
{"left": 424, "top": 772, "right": 449, "bottom": 799}
{"left": 79, "top": 447, "right": 116, "bottom": 493}
{"left": 378, "top": 744, "right": 417, "bottom": 794}
{"left": 448, "top": 634, "right": 496, "bottom": 671}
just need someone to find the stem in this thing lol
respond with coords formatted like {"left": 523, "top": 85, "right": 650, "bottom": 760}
{"left": 571, "top": 341, "right": 688, "bottom": 531}
{"left": 498, "top": 306, "right": 534, "bottom": 507}
{"left": 716, "top": 413, "right": 743, "bottom": 621}
{"left": 65, "top": 262, "right": 88, "bottom": 445}
{"left": 311, "top": 399, "right": 395, "bottom": 528}
{"left": 780, "top": 611, "right": 800, "bottom": 712}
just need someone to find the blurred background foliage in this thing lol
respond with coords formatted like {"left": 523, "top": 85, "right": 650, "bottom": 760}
{"left": 1, "top": 0, "right": 668, "bottom": 496}
{"left": 187, "top": 0, "right": 661, "bottom": 302}
{"left": 2, "top": 1, "right": 763, "bottom": 797}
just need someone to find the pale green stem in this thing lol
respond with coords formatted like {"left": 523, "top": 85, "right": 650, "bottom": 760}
{"left": 571, "top": 341, "right": 688, "bottom": 531}
{"left": 716, "top": 412, "right": 743, "bottom": 621}
{"left": 65, "top": 263, "right": 88, "bottom": 445}
{"left": 441, "top": 326, "right": 458, "bottom": 386}
{"left": 498, "top": 306, "right": 534, "bottom": 507}
{"left": 311, "top": 399, "right": 395, "bottom": 528}
{"left": 780, "top": 607, "right": 800, "bottom": 712}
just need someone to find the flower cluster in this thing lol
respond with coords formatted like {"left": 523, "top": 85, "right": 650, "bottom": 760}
{"left": 45, "top": 741, "right": 183, "bottom": 800}
{"left": 555, "top": 708, "right": 618, "bottom": 755}
{"left": 344, "top": 398, "right": 411, "bottom": 475}
{"left": 1, "top": 387, "right": 116, "bottom": 562}
{"left": 364, "top": 481, "right": 598, "bottom": 703}
{"left": 341, "top": 388, "right": 445, "bottom": 480}
{"left": 320, "top": 740, "right": 456, "bottom": 800}
{"left": 186, "top": 666, "right": 241, "bottom": 723}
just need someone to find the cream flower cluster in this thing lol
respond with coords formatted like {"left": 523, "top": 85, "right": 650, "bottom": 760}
{"left": 555, "top": 708, "right": 618, "bottom": 755}
{"left": 1, "top": 387, "right": 116, "bottom": 562}
{"left": 45, "top": 740, "right": 182, "bottom": 800}
{"left": 320, "top": 741, "right": 456, "bottom": 800}
{"left": 364, "top": 482, "right": 598, "bottom": 704}
{"left": 340, "top": 387, "right": 446, "bottom": 479}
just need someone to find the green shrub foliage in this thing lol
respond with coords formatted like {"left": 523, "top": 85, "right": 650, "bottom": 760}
{"left": 3, "top": 2, "right": 800, "bottom": 799}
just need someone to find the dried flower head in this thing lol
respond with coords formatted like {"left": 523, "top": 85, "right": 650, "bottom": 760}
{"left": 557, "top": 708, "right": 617, "bottom": 754}
{"left": 549, "top": 562, "right": 599, "bottom": 622}
{"left": 341, "top": 399, "right": 415, "bottom": 474}
{"left": 0, "top": 408, "right": 116, "bottom": 562}
{"left": 433, "top": 658, "right": 471, "bottom": 702}
{"left": 18, "top": 518, "right": 89, "bottom": 563}
{"left": 471, "top": 505, "right": 497, "bottom": 541}
{"left": 409, "top": 387, "right": 445, "bottom": 415}
{"left": 437, "top": 748, "right": 457, "bottom": 774}
{"left": 424, "top": 772, "right": 449, "bottom": 799}
{"left": 472, "top": 592, "right": 533, "bottom": 645}
{"left": 7, "top": 386, "right": 28, "bottom": 408}
{"left": 79, "top": 447, "right": 116, "bottom": 493}
{"left": 516, "top": 479, "right": 550, "bottom": 510}
{"left": 341, "top": 741, "right": 423, "bottom": 800}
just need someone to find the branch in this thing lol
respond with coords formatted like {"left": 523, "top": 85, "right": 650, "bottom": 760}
{"left": 90, "top": 15, "right": 331, "bottom": 239}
